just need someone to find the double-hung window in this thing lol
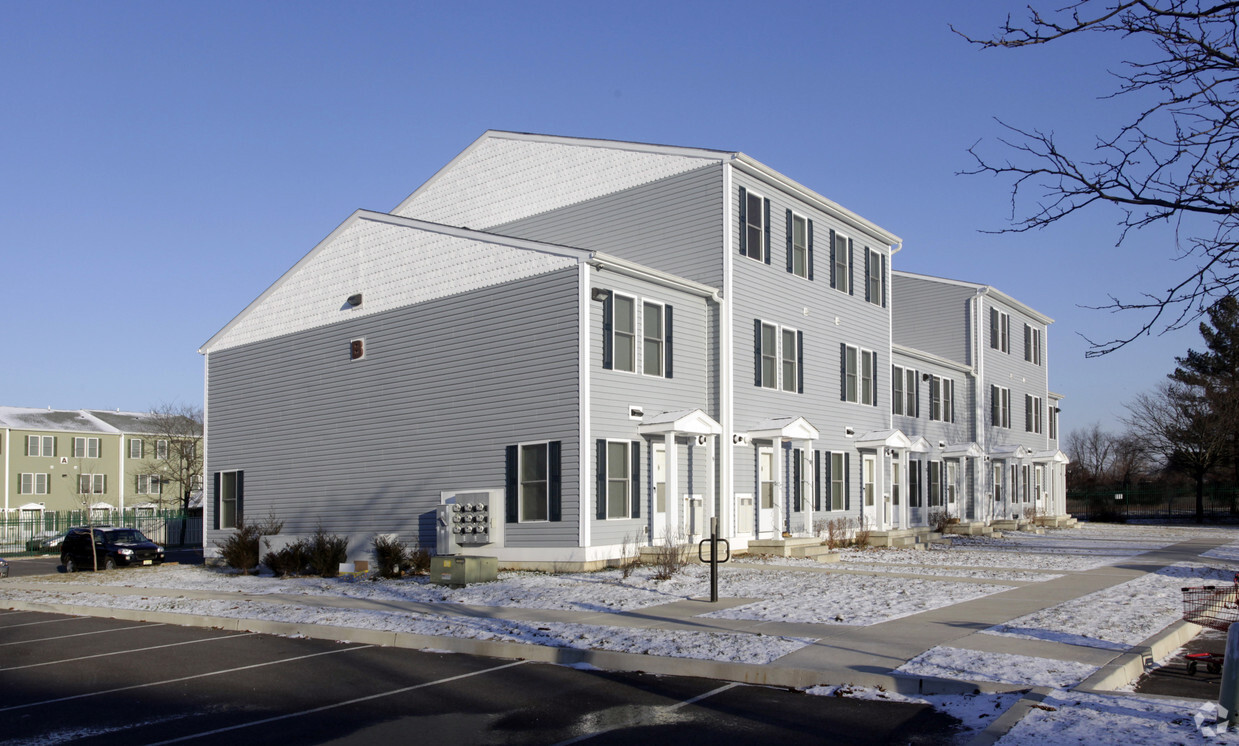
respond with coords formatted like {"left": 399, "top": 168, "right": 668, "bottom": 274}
{"left": 137, "top": 474, "right": 162, "bottom": 495}
{"left": 612, "top": 294, "right": 636, "bottom": 373}
{"left": 931, "top": 376, "right": 955, "bottom": 422}
{"left": 156, "top": 439, "right": 169, "bottom": 460}
{"left": 1024, "top": 324, "right": 1042, "bottom": 364}
{"left": 892, "top": 365, "right": 906, "bottom": 415}
{"left": 26, "top": 435, "right": 54, "bottom": 457}
{"left": 739, "top": 188, "right": 768, "bottom": 262}
{"left": 828, "top": 452, "right": 846, "bottom": 510}
{"left": 830, "top": 231, "right": 850, "bottom": 293}
{"left": 788, "top": 211, "right": 811, "bottom": 278}
{"left": 603, "top": 292, "right": 673, "bottom": 378}
{"left": 755, "top": 321, "right": 803, "bottom": 393}
{"left": 1049, "top": 405, "right": 1059, "bottom": 439}
{"left": 505, "top": 441, "right": 561, "bottom": 523}
{"left": 642, "top": 302, "right": 665, "bottom": 377}
{"left": 991, "top": 386, "right": 1011, "bottom": 428}
{"left": 990, "top": 308, "right": 1010, "bottom": 353}
{"left": 909, "top": 461, "right": 922, "bottom": 508}
{"left": 78, "top": 474, "right": 105, "bottom": 495}
{"left": 1025, "top": 395, "right": 1043, "bottom": 434}
{"left": 892, "top": 366, "right": 917, "bottom": 416}
{"left": 129, "top": 438, "right": 143, "bottom": 459}
{"left": 595, "top": 440, "right": 638, "bottom": 520}
{"left": 218, "top": 470, "right": 242, "bottom": 529}
{"left": 20, "top": 473, "right": 48, "bottom": 495}
{"left": 520, "top": 443, "right": 549, "bottom": 522}
{"left": 928, "top": 461, "right": 942, "bottom": 507}
{"left": 841, "top": 345, "right": 877, "bottom": 405}
{"left": 864, "top": 247, "right": 885, "bottom": 306}
{"left": 73, "top": 437, "right": 100, "bottom": 459}
{"left": 946, "top": 461, "right": 957, "bottom": 504}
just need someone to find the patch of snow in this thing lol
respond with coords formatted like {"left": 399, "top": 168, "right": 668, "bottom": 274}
{"left": 896, "top": 646, "right": 1098, "bottom": 688}
{"left": 806, "top": 685, "right": 1023, "bottom": 739}
{"left": 996, "top": 689, "right": 1239, "bottom": 745}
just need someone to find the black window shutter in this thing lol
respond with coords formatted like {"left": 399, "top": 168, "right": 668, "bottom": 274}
{"left": 664, "top": 305, "right": 673, "bottom": 379}
{"left": 829, "top": 229, "right": 837, "bottom": 288}
{"left": 505, "top": 445, "right": 518, "bottom": 522}
{"left": 948, "top": 380, "right": 955, "bottom": 423}
{"left": 915, "top": 371, "right": 921, "bottom": 418}
{"left": 844, "top": 453, "right": 852, "bottom": 511}
{"left": 548, "top": 441, "right": 562, "bottom": 522}
{"left": 793, "top": 449, "right": 802, "bottom": 512}
{"left": 738, "top": 187, "right": 747, "bottom": 256}
{"left": 763, "top": 198, "right": 771, "bottom": 265}
{"left": 871, "top": 352, "right": 879, "bottom": 407}
{"left": 839, "top": 342, "right": 846, "bottom": 401}
{"left": 815, "top": 450, "right": 823, "bottom": 511}
{"left": 1024, "top": 324, "right": 1032, "bottom": 361}
{"left": 601, "top": 291, "right": 614, "bottom": 370}
{"left": 991, "top": 385, "right": 999, "bottom": 426}
{"left": 785, "top": 209, "right": 793, "bottom": 273}
{"left": 864, "top": 249, "right": 871, "bottom": 302}
{"left": 881, "top": 254, "right": 887, "bottom": 308}
{"left": 212, "top": 472, "right": 220, "bottom": 530}
{"left": 990, "top": 307, "right": 998, "bottom": 348}
{"left": 807, "top": 220, "right": 814, "bottom": 280}
{"left": 848, "top": 239, "right": 855, "bottom": 296}
{"left": 822, "top": 452, "right": 830, "bottom": 511}
{"left": 630, "top": 441, "right": 641, "bottom": 519}
{"left": 796, "top": 330, "right": 804, "bottom": 394}
{"left": 596, "top": 440, "right": 607, "bottom": 520}
{"left": 235, "top": 471, "right": 244, "bottom": 527}
{"left": 754, "top": 319, "right": 763, "bottom": 387}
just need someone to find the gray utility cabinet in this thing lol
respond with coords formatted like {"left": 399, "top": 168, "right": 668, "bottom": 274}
{"left": 431, "top": 555, "right": 498, "bottom": 587}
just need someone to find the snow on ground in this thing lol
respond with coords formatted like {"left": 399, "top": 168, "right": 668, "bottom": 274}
{"left": 995, "top": 689, "right": 1239, "bottom": 745}
{"left": 805, "top": 685, "right": 1024, "bottom": 740}
{"left": 701, "top": 571, "right": 1014, "bottom": 625}
{"left": 984, "top": 562, "right": 1239, "bottom": 650}
{"left": 839, "top": 545, "right": 1122, "bottom": 572}
{"left": 896, "top": 646, "right": 1099, "bottom": 688}
{"left": 739, "top": 553, "right": 1062, "bottom": 582}
{"left": 0, "top": 587, "right": 811, "bottom": 664}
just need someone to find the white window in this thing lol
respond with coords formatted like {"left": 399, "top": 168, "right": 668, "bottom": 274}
{"left": 137, "top": 475, "right": 162, "bottom": 495}
{"left": 832, "top": 232, "right": 849, "bottom": 293}
{"left": 946, "top": 461, "right": 957, "bottom": 504}
{"left": 519, "top": 443, "right": 549, "bottom": 522}
{"left": 219, "top": 470, "right": 240, "bottom": 529}
{"left": 862, "top": 455, "right": 876, "bottom": 507}
{"left": 73, "top": 437, "right": 100, "bottom": 459}
{"left": 990, "top": 308, "right": 1010, "bottom": 353}
{"left": 1024, "top": 324, "right": 1042, "bottom": 365}
{"left": 993, "top": 462, "right": 1004, "bottom": 502}
{"left": 843, "top": 345, "right": 877, "bottom": 404}
{"left": 892, "top": 366, "right": 918, "bottom": 416}
{"left": 991, "top": 385, "right": 1011, "bottom": 429}
{"left": 19, "top": 473, "right": 48, "bottom": 495}
{"left": 756, "top": 321, "right": 801, "bottom": 393}
{"left": 78, "top": 474, "right": 106, "bottom": 495}
{"left": 866, "top": 247, "right": 882, "bottom": 306}
{"left": 1025, "top": 395, "right": 1043, "bottom": 434}
{"left": 1022, "top": 464, "right": 1032, "bottom": 502}
{"left": 891, "top": 460, "right": 901, "bottom": 507}
{"left": 1035, "top": 465, "right": 1045, "bottom": 502}
{"left": 1049, "top": 405, "right": 1059, "bottom": 439}
{"left": 156, "top": 439, "right": 169, "bottom": 460}
{"left": 613, "top": 294, "right": 636, "bottom": 373}
{"left": 191, "top": 474, "right": 204, "bottom": 490}
{"left": 642, "top": 302, "right": 665, "bottom": 377}
{"left": 606, "top": 441, "right": 632, "bottom": 519}
{"left": 26, "top": 435, "right": 54, "bottom": 457}
{"left": 790, "top": 212, "right": 808, "bottom": 278}
{"left": 743, "top": 189, "right": 766, "bottom": 261}
{"left": 928, "top": 461, "right": 942, "bottom": 507}
{"left": 931, "top": 376, "right": 955, "bottom": 423}
{"left": 829, "top": 452, "right": 845, "bottom": 511}
{"left": 129, "top": 438, "right": 143, "bottom": 459}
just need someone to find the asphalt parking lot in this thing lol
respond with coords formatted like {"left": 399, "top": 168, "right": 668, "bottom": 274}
{"left": 0, "top": 610, "right": 964, "bottom": 745}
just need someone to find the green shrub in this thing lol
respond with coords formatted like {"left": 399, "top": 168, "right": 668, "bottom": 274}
{"left": 264, "top": 540, "right": 310, "bottom": 577}
{"left": 306, "top": 527, "right": 348, "bottom": 578}
{"left": 214, "top": 514, "right": 283, "bottom": 575}
{"left": 408, "top": 544, "right": 431, "bottom": 574}
{"left": 372, "top": 535, "right": 408, "bottom": 579}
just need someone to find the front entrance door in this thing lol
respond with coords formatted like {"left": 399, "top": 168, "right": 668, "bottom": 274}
{"left": 758, "top": 447, "right": 776, "bottom": 538}
{"left": 890, "top": 459, "right": 901, "bottom": 529}
{"left": 862, "top": 454, "right": 876, "bottom": 529}
{"left": 652, "top": 443, "right": 668, "bottom": 542}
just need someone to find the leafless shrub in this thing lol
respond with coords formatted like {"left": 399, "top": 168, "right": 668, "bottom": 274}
{"left": 651, "top": 529, "right": 689, "bottom": 581}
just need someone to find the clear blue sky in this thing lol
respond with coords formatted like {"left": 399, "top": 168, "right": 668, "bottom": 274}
{"left": 0, "top": 0, "right": 1201, "bottom": 436}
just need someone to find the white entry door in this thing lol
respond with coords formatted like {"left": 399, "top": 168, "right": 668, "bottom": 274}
{"left": 758, "top": 447, "right": 776, "bottom": 538}
{"left": 862, "top": 454, "right": 876, "bottom": 530}
{"left": 890, "top": 460, "right": 901, "bottom": 529}
{"left": 652, "top": 444, "right": 668, "bottom": 542}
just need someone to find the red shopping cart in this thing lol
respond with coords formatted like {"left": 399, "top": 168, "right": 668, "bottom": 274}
{"left": 1180, "top": 573, "right": 1239, "bottom": 675}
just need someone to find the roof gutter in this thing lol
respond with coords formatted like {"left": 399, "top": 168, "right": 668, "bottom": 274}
{"left": 589, "top": 253, "right": 723, "bottom": 303}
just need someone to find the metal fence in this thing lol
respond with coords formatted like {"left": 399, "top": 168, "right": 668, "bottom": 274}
{"left": 0, "top": 510, "right": 202, "bottom": 557}
{"left": 1067, "top": 487, "right": 1239, "bottom": 522}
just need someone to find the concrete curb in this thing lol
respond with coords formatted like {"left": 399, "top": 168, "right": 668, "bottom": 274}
{"left": 0, "top": 597, "right": 1026, "bottom": 696}
{"left": 1077, "top": 619, "right": 1203, "bottom": 693}
{"left": 966, "top": 687, "right": 1051, "bottom": 746}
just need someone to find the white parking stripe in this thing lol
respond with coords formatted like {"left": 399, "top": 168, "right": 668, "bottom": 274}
{"left": 0, "top": 616, "right": 89, "bottom": 630}
{"left": 0, "top": 632, "right": 257, "bottom": 671}
{"left": 551, "top": 682, "right": 742, "bottom": 745}
{"left": 143, "top": 659, "right": 531, "bottom": 745}
{"left": 0, "top": 623, "right": 165, "bottom": 647}
{"left": 0, "top": 644, "right": 373, "bottom": 713}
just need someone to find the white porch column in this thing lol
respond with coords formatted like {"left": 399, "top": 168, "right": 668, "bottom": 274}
{"left": 705, "top": 435, "right": 718, "bottom": 530}
{"left": 771, "top": 436, "right": 783, "bottom": 538}
{"left": 664, "top": 432, "right": 678, "bottom": 542}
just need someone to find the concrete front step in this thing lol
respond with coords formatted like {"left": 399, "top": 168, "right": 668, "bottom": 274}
{"left": 867, "top": 528, "right": 944, "bottom": 548}
{"left": 747, "top": 537, "right": 828, "bottom": 558}
{"left": 943, "top": 521, "right": 993, "bottom": 537}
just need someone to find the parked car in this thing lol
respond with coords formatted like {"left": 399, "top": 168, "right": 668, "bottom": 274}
{"left": 25, "top": 531, "right": 68, "bottom": 553}
{"left": 60, "top": 527, "right": 164, "bottom": 572}
{"left": 0, "top": 557, "right": 8, "bottom": 578}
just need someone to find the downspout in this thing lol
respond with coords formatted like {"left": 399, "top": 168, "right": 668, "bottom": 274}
{"left": 579, "top": 262, "right": 592, "bottom": 551}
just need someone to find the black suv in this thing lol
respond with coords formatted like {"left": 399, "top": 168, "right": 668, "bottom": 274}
{"left": 60, "top": 527, "right": 164, "bottom": 572}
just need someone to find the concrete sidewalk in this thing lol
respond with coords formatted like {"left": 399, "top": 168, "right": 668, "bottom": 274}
{"left": 0, "top": 536, "right": 1226, "bottom": 698}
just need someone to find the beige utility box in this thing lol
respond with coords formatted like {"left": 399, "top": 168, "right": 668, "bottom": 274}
{"left": 431, "top": 555, "right": 498, "bottom": 587}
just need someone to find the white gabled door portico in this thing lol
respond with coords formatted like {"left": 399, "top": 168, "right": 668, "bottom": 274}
{"left": 637, "top": 409, "right": 722, "bottom": 545}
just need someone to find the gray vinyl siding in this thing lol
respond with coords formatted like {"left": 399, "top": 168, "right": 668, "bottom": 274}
{"left": 730, "top": 169, "right": 893, "bottom": 528}
{"left": 205, "top": 269, "right": 581, "bottom": 553}
{"left": 588, "top": 270, "right": 715, "bottom": 547}
{"left": 982, "top": 297, "right": 1051, "bottom": 453}
{"left": 491, "top": 165, "right": 726, "bottom": 288}
{"left": 892, "top": 274, "right": 974, "bottom": 366}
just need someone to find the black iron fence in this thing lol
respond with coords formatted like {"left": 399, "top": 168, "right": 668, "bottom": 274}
{"left": 1067, "top": 487, "right": 1239, "bottom": 521}
{"left": 1, "top": 509, "right": 202, "bottom": 557}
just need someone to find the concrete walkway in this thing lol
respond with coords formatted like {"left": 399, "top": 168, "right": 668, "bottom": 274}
{"left": 0, "top": 536, "right": 1227, "bottom": 701}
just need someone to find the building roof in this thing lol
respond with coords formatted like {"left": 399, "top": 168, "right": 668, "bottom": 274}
{"left": 0, "top": 407, "right": 119, "bottom": 434}
{"left": 892, "top": 270, "right": 1054, "bottom": 325}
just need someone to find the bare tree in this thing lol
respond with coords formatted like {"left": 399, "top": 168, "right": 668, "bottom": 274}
{"left": 144, "top": 403, "right": 204, "bottom": 543}
{"left": 1125, "top": 380, "right": 1230, "bottom": 521}
{"left": 1064, "top": 423, "right": 1116, "bottom": 488}
{"left": 956, "top": 2, "right": 1239, "bottom": 354}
